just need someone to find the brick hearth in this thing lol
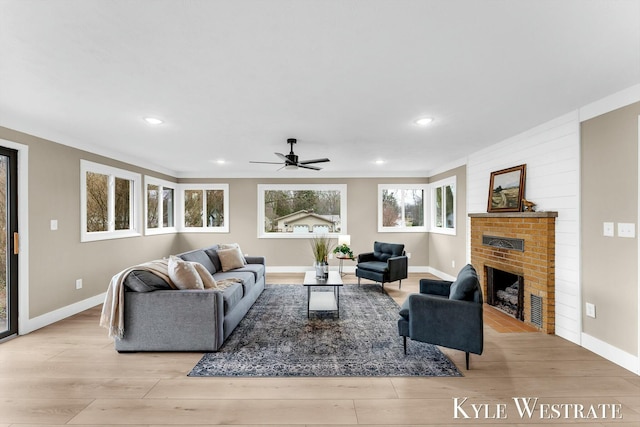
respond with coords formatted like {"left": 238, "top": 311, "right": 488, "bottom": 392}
{"left": 469, "top": 212, "right": 557, "bottom": 334}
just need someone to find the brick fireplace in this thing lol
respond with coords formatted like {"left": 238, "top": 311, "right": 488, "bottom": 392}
{"left": 469, "top": 212, "right": 557, "bottom": 334}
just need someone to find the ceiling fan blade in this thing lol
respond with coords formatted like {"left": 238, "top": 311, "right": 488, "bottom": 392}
{"left": 249, "top": 161, "right": 284, "bottom": 164}
{"left": 274, "top": 152, "right": 289, "bottom": 162}
{"left": 298, "top": 158, "right": 330, "bottom": 165}
{"left": 297, "top": 163, "right": 322, "bottom": 170}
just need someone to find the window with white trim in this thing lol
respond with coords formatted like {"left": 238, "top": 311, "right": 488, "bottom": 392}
{"left": 258, "top": 184, "right": 347, "bottom": 238}
{"left": 145, "top": 176, "right": 177, "bottom": 235}
{"left": 179, "top": 184, "right": 229, "bottom": 232}
{"left": 378, "top": 184, "right": 428, "bottom": 232}
{"left": 431, "top": 177, "right": 456, "bottom": 234}
{"left": 80, "top": 160, "right": 142, "bottom": 242}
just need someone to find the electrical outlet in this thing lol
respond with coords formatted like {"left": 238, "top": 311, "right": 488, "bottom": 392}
{"left": 618, "top": 223, "right": 636, "bottom": 238}
{"left": 451, "top": 260, "right": 456, "bottom": 268}
{"left": 75, "top": 279, "right": 83, "bottom": 290}
{"left": 50, "top": 219, "right": 58, "bottom": 231}
{"left": 585, "top": 302, "right": 596, "bottom": 318}
{"left": 603, "top": 222, "right": 614, "bottom": 237}
{"left": 406, "top": 252, "right": 412, "bottom": 259}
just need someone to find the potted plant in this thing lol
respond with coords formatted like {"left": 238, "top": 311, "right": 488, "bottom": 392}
{"left": 310, "top": 235, "right": 332, "bottom": 279}
{"left": 333, "top": 243, "right": 354, "bottom": 259}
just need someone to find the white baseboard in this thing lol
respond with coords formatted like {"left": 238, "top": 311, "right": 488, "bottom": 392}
{"left": 581, "top": 332, "right": 639, "bottom": 375}
{"left": 426, "top": 267, "right": 456, "bottom": 282}
{"left": 266, "top": 265, "right": 433, "bottom": 275}
{"left": 20, "top": 292, "right": 106, "bottom": 335}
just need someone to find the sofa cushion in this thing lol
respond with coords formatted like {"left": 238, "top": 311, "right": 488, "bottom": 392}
{"left": 213, "top": 271, "right": 256, "bottom": 296}
{"left": 217, "top": 248, "right": 246, "bottom": 272}
{"left": 168, "top": 256, "right": 204, "bottom": 290}
{"left": 219, "top": 243, "right": 247, "bottom": 264}
{"left": 220, "top": 282, "right": 244, "bottom": 314}
{"left": 357, "top": 261, "right": 389, "bottom": 274}
{"left": 178, "top": 249, "right": 217, "bottom": 274}
{"left": 373, "top": 241, "right": 405, "bottom": 261}
{"left": 205, "top": 247, "right": 222, "bottom": 272}
{"left": 232, "top": 263, "right": 265, "bottom": 282}
{"left": 449, "top": 264, "right": 479, "bottom": 301}
{"left": 192, "top": 262, "right": 217, "bottom": 289}
{"left": 124, "top": 270, "right": 173, "bottom": 292}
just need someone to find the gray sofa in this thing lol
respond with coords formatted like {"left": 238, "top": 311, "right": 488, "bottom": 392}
{"left": 114, "top": 245, "right": 265, "bottom": 352}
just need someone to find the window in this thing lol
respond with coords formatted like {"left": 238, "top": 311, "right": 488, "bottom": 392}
{"left": 378, "top": 184, "right": 428, "bottom": 232}
{"left": 258, "top": 184, "right": 347, "bottom": 238}
{"left": 145, "top": 176, "right": 177, "bottom": 235}
{"left": 81, "top": 160, "right": 142, "bottom": 242}
{"left": 431, "top": 177, "right": 456, "bottom": 234}
{"left": 179, "top": 184, "right": 229, "bottom": 232}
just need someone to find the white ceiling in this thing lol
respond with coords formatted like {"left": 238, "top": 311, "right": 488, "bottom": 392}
{"left": 1, "top": 0, "right": 639, "bottom": 178}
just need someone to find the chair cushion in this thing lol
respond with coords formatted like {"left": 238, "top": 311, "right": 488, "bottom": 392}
{"left": 373, "top": 241, "right": 405, "bottom": 261}
{"left": 449, "top": 264, "right": 480, "bottom": 301}
{"left": 356, "top": 261, "right": 388, "bottom": 274}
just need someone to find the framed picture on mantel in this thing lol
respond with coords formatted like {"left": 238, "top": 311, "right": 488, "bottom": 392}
{"left": 487, "top": 164, "right": 526, "bottom": 213}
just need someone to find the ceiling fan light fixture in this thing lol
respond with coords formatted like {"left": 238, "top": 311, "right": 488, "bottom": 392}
{"left": 285, "top": 164, "right": 298, "bottom": 170}
{"left": 414, "top": 117, "right": 433, "bottom": 126}
{"left": 143, "top": 117, "right": 163, "bottom": 125}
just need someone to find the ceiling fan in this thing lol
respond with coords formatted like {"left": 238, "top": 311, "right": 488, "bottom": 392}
{"left": 250, "top": 138, "right": 330, "bottom": 170}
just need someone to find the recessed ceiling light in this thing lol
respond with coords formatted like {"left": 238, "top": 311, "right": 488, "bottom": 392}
{"left": 414, "top": 117, "right": 433, "bottom": 126}
{"left": 375, "top": 159, "right": 385, "bottom": 165}
{"left": 216, "top": 159, "right": 226, "bottom": 164}
{"left": 143, "top": 117, "right": 163, "bottom": 125}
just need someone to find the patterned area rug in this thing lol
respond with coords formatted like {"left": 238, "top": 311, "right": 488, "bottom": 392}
{"left": 188, "top": 284, "right": 462, "bottom": 377}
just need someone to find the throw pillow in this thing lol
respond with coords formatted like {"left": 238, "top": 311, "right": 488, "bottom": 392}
{"left": 219, "top": 243, "right": 247, "bottom": 264}
{"left": 192, "top": 262, "right": 217, "bottom": 289}
{"left": 449, "top": 264, "right": 479, "bottom": 301}
{"left": 168, "top": 255, "right": 204, "bottom": 290}
{"left": 217, "top": 248, "right": 246, "bottom": 272}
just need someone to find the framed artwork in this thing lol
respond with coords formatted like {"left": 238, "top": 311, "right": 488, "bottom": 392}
{"left": 487, "top": 164, "right": 526, "bottom": 213}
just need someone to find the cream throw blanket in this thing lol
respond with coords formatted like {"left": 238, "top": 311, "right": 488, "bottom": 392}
{"left": 100, "top": 259, "right": 175, "bottom": 339}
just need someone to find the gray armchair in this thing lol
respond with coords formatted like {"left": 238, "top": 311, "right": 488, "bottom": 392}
{"left": 356, "top": 241, "right": 408, "bottom": 292}
{"left": 397, "top": 264, "right": 483, "bottom": 369}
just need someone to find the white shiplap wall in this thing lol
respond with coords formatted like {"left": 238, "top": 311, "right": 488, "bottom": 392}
{"left": 466, "top": 111, "right": 581, "bottom": 344}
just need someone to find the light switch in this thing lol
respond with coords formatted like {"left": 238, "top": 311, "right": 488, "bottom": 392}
{"left": 603, "top": 222, "right": 614, "bottom": 237}
{"left": 618, "top": 223, "right": 635, "bottom": 238}
{"left": 50, "top": 219, "right": 58, "bottom": 231}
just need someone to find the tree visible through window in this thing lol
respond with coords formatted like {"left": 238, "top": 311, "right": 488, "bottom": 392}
{"left": 431, "top": 177, "right": 456, "bottom": 233}
{"left": 378, "top": 185, "right": 428, "bottom": 232}
{"left": 181, "top": 184, "right": 228, "bottom": 232}
{"left": 81, "top": 160, "right": 141, "bottom": 242}
{"left": 146, "top": 177, "right": 176, "bottom": 234}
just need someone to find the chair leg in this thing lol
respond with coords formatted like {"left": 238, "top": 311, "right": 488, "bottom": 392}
{"left": 398, "top": 279, "right": 402, "bottom": 289}
{"left": 465, "top": 352, "right": 470, "bottom": 370}
{"left": 403, "top": 336, "right": 407, "bottom": 355}
{"left": 358, "top": 277, "right": 360, "bottom": 286}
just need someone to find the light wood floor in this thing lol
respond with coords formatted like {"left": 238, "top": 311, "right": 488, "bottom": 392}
{"left": 0, "top": 273, "right": 638, "bottom": 426}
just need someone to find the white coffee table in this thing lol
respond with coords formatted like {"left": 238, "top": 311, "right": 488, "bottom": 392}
{"left": 303, "top": 271, "right": 344, "bottom": 318}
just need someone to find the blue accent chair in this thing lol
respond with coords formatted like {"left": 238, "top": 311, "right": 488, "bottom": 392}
{"left": 397, "top": 264, "right": 484, "bottom": 369}
{"left": 355, "top": 241, "right": 408, "bottom": 293}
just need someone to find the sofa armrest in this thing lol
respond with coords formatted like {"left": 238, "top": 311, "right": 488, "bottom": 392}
{"left": 387, "top": 256, "right": 408, "bottom": 281}
{"left": 408, "top": 293, "right": 483, "bottom": 355}
{"left": 115, "top": 289, "right": 224, "bottom": 352}
{"left": 357, "top": 252, "right": 376, "bottom": 263}
{"left": 419, "top": 279, "right": 452, "bottom": 297}
{"left": 245, "top": 256, "right": 265, "bottom": 265}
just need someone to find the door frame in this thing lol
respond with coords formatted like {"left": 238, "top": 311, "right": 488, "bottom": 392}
{"left": 0, "top": 139, "right": 28, "bottom": 336}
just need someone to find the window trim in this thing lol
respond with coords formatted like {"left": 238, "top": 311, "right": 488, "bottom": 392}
{"left": 178, "top": 183, "right": 229, "bottom": 233}
{"left": 257, "top": 183, "right": 348, "bottom": 239}
{"left": 430, "top": 176, "right": 457, "bottom": 235}
{"left": 144, "top": 176, "right": 178, "bottom": 235}
{"left": 377, "top": 184, "right": 429, "bottom": 233}
{"left": 80, "top": 160, "right": 142, "bottom": 242}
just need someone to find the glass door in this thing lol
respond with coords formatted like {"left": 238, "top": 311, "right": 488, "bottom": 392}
{"left": 0, "top": 147, "right": 18, "bottom": 341}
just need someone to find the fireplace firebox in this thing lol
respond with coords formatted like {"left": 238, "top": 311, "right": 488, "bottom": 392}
{"left": 486, "top": 266, "right": 524, "bottom": 321}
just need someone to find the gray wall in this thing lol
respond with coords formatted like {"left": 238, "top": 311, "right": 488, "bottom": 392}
{"left": 0, "top": 127, "right": 179, "bottom": 318}
{"left": 428, "top": 165, "right": 467, "bottom": 278}
{"left": 581, "top": 102, "right": 639, "bottom": 355}
{"left": 175, "top": 177, "right": 429, "bottom": 269}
